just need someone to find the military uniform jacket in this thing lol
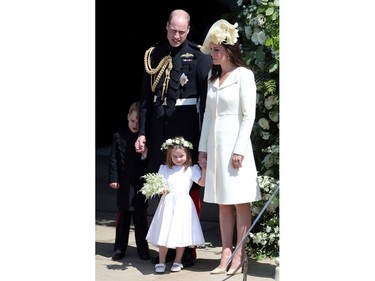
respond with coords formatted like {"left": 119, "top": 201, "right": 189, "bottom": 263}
{"left": 108, "top": 126, "right": 148, "bottom": 210}
{"left": 139, "top": 39, "right": 212, "bottom": 173}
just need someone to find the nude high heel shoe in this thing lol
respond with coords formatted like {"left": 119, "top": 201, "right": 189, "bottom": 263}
{"left": 211, "top": 251, "right": 232, "bottom": 274}
{"left": 210, "top": 266, "right": 228, "bottom": 274}
{"left": 210, "top": 260, "right": 231, "bottom": 274}
{"left": 226, "top": 260, "right": 245, "bottom": 275}
{"left": 227, "top": 262, "right": 244, "bottom": 275}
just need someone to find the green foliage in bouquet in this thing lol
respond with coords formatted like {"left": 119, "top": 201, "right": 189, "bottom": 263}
{"left": 139, "top": 173, "right": 168, "bottom": 201}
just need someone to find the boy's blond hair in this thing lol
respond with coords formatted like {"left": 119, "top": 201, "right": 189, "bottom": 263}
{"left": 128, "top": 101, "right": 140, "bottom": 117}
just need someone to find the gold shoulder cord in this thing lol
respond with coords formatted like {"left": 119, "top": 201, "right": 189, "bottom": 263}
{"left": 144, "top": 47, "right": 173, "bottom": 101}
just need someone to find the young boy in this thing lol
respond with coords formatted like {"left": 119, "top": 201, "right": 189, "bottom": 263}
{"left": 108, "top": 101, "right": 150, "bottom": 261}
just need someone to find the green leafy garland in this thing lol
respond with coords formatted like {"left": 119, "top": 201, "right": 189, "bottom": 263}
{"left": 235, "top": 0, "right": 280, "bottom": 260}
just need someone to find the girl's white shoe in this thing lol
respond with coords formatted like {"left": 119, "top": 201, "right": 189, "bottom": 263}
{"left": 171, "top": 262, "right": 184, "bottom": 272}
{"left": 155, "top": 263, "right": 166, "bottom": 273}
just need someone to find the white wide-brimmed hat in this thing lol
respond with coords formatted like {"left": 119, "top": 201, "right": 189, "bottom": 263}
{"left": 200, "top": 19, "right": 239, "bottom": 54}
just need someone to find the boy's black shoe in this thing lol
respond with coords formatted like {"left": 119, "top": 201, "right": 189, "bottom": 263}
{"left": 182, "top": 258, "right": 195, "bottom": 268}
{"left": 112, "top": 249, "right": 125, "bottom": 261}
{"left": 139, "top": 253, "right": 151, "bottom": 260}
{"left": 181, "top": 248, "right": 195, "bottom": 268}
{"left": 150, "top": 255, "right": 159, "bottom": 264}
{"left": 182, "top": 247, "right": 195, "bottom": 268}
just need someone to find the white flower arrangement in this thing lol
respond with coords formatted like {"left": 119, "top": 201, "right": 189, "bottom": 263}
{"left": 258, "top": 117, "right": 270, "bottom": 130}
{"left": 139, "top": 173, "right": 168, "bottom": 201}
{"left": 180, "top": 73, "right": 189, "bottom": 87}
{"left": 251, "top": 30, "right": 267, "bottom": 46}
{"left": 260, "top": 131, "right": 270, "bottom": 140}
{"left": 248, "top": 176, "right": 279, "bottom": 259}
{"left": 160, "top": 136, "right": 193, "bottom": 151}
{"left": 264, "top": 95, "right": 276, "bottom": 110}
{"left": 269, "top": 111, "right": 279, "bottom": 123}
{"left": 238, "top": 0, "right": 279, "bottom": 260}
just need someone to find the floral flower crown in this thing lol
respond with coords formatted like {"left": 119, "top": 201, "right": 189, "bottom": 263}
{"left": 160, "top": 137, "right": 193, "bottom": 151}
{"left": 200, "top": 19, "right": 239, "bottom": 54}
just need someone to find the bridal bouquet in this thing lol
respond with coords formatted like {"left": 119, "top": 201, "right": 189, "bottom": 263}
{"left": 139, "top": 173, "right": 168, "bottom": 201}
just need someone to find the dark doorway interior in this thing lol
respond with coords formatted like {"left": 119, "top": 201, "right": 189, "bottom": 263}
{"left": 96, "top": 0, "right": 238, "bottom": 147}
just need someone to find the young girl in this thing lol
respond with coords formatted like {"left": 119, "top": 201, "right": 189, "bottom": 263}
{"left": 146, "top": 136, "right": 206, "bottom": 273}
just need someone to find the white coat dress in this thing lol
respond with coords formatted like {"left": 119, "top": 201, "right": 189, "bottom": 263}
{"left": 198, "top": 67, "right": 261, "bottom": 204}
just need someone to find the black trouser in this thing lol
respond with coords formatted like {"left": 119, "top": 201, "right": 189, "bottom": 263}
{"left": 114, "top": 209, "right": 149, "bottom": 256}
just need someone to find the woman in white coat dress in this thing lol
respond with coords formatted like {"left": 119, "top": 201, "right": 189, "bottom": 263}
{"left": 198, "top": 19, "right": 261, "bottom": 276}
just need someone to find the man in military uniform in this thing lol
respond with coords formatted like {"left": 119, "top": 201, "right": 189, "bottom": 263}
{"left": 135, "top": 9, "right": 212, "bottom": 267}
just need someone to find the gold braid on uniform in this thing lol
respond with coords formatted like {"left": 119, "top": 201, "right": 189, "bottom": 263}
{"left": 144, "top": 47, "right": 173, "bottom": 99}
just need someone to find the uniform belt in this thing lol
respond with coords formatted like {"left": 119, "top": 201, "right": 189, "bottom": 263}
{"left": 175, "top": 98, "right": 197, "bottom": 106}
{"left": 153, "top": 96, "right": 197, "bottom": 106}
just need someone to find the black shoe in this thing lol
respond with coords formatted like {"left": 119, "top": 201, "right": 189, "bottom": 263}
{"left": 139, "top": 253, "right": 150, "bottom": 260}
{"left": 182, "top": 248, "right": 195, "bottom": 268}
{"left": 112, "top": 249, "right": 125, "bottom": 261}
{"left": 151, "top": 255, "right": 159, "bottom": 264}
{"left": 182, "top": 258, "right": 195, "bottom": 268}
{"left": 166, "top": 249, "right": 176, "bottom": 262}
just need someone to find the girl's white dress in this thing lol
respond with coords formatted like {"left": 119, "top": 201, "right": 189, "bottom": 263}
{"left": 146, "top": 164, "right": 205, "bottom": 248}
